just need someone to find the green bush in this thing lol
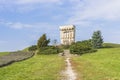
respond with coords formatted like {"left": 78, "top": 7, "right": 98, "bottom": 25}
{"left": 28, "top": 45, "right": 37, "bottom": 52}
{"left": 37, "top": 46, "right": 60, "bottom": 55}
{"left": 70, "top": 40, "right": 97, "bottom": 55}
{"left": 62, "top": 45, "right": 70, "bottom": 49}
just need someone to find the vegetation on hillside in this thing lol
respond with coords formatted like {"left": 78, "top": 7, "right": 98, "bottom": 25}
{"left": 70, "top": 40, "right": 97, "bottom": 55}
{"left": 36, "top": 34, "right": 62, "bottom": 54}
{"left": 103, "top": 43, "right": 120, "bottom": 48}
{"left": 69, "top": 30, "right": 104, "bottom": 55}
{"left": 92, "top": 30, "right": 103, "bottom": 48}
{"left": 0, "top": 52, "right": 10, "bottom": 57}
{"left": 0, "top": 55, "right": 65, "bottom": 80}
{"left": 37, "top": 34, "right": 50, "bottom": 48}
{"left": 72, "top": 48, "right": 120, "bottom": 80}
{"left": 28, "top": 45, "right": 37, "bottom": 52}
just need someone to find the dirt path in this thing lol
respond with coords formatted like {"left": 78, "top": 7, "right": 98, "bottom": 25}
{"left": 62, "top": 50, "right": 77, "bottom": 80}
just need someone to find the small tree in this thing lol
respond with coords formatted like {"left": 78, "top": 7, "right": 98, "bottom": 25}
{"left": 37, "top": 34, "right": 50, "bottom": 49}
{"left": 92, "top": 30, "right": 103, "bottom": 48}
{"left": 53, "top": 39, "right": 57, "bottom": 47}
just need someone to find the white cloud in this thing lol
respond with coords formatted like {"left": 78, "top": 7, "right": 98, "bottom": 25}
{"left": 15, "top": 0, "right": 61, "bottom": 4}
{"left": 0, "top": 0, "right": 62, "bottom": 13}
{"left": 0, "top": 20, "right": 58, "bottom": 30}
{"left": 0, "top": 21, "right": 32, "bottom": 29}
{"left": 67, "top": 0, "right": 120, "bottom": 25}
{"left": 8, "top": 22, "right": 33, "bottom": 29}
{"left": 0, "top": 0, "right": 61, "bottom": 4}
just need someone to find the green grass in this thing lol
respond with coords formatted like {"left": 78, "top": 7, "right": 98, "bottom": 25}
{"left": 22, "top": 47, "right": 29, "bottom": 52}
{"left": 0, "top": 52, "right": 9, "bottom": 56}
{"left": 0, "top": 54, "right": 65, "bottom": 80}
{"left": 103, "top": 43, "right": 120, "bottom": 48}
{"left": 72, "top": 48, "right": 120, "bottom": 80}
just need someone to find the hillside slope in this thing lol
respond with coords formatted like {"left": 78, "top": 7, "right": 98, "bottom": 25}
{"left": 0, "top": 54, "right": 65, "bottom": 80}
{"left": 72, "top": 48, "right": 120, "bottom": 80}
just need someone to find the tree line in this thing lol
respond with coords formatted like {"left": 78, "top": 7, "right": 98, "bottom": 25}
{"left": 28, "top": 30, "right": 103, "bottom": 55}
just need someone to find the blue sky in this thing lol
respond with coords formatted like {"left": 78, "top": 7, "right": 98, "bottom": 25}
{"left": 0, "top": 0, "right": 120, "bottom": 51}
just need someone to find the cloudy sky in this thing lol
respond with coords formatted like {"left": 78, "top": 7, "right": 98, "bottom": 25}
{"left": 0, "top": 0, "right": 120, "bottom": 51}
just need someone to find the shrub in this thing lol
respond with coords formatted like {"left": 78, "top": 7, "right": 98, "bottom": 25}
{"left": 62, "top": 45, "right": 70, "bottom": 49}
{"left": 70, "top": 40, "right": 97, "bottom": 55}
{"left": 37, "top": 46, "right": 60, "bottom": 55}
{"left": 28, "top": 45, "right": 37, "bottom": 52}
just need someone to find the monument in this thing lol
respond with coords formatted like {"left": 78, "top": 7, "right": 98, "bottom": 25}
{"left": 60, "top": 25, "right": 75, "bottom": 45}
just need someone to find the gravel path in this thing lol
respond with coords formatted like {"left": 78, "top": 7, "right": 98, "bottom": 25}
{"left": 62, "top": 50, "right": 77, "bottom": 80}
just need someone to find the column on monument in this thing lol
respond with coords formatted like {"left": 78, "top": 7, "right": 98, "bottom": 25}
{"left": 65, "top": 29, "right": 67, "bottom": 39}
{"left": 63, "top": 30, "right": 65, "bottom": 39}
{"left": 70, "top": 30, "right": 72, "bottom": 38}
{"left": 69, "top": 29, "right": 71, "bottom": 44}
{"left": 61, "top": 30, "right": 63, "bottom": 44}
{"left": 68, "top": 31, "right": 70, "bottom": 41}
{"left": 67, "top": 31, "right": 69, "bottom": 38}
{"left": 69, "top": 30, "right": 71, "bottom": 42}
{"left": 60, "top": 30, "right": 62, "bottom": 44}
{"left": 67, "top": 29, "right": 69, "bottom": 44}
{"left": 69, "top": 31, "right": 71, "bottom": 39}
{"left": 62, "top": 30, "right": 64, "bottom": 44}
{"left": 65, "top": 28, "right": 68, "bottom": 44}
{"left": 71, "top": 30, "right": 73, "bottom": 43}
{"left": 64, "top": 29, "right": 66, "bottom": 44}
{"left": 73, "top": 29, "right": 75, "bottom": 42}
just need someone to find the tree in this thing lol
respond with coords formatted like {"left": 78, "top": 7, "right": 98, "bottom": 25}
{"left": 53, "top": 39, "right": 57, "bottom": 47}
{"left": 37, "top": 34, "right": 50, "bottom": 49}
{"left": 92, "top": 30, "right": 103, "bottom": 48}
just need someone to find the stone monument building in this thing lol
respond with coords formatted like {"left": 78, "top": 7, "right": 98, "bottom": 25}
{"left": 60, "top": 25, "right": 75, "bottom": 45}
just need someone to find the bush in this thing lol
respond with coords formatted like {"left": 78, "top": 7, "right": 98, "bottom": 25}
{"left": 37, "top": 46, "right": 60, "bottom": 55}
{"left": 70, "top": 40, "right": 97, "bottom": 55}
{"left": 62, "top": 45, "right": 70, "bottom": 49}
{"left": 28, "top": 45, "right": 37, "bottom": 52}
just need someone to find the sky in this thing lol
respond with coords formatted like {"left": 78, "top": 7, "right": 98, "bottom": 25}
{"left": 0, "top": 0, "right": 120, "bottom": 52}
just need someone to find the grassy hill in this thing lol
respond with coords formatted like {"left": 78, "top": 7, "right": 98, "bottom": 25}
{"left": 0, "top": 43, "right": 120, "bottom": 80}
{"left": 0, "top": 54, "right": 65, "bottom": 80}
{"left": 0, "top": 52, "right": 9, "bottom": 56}
{"left": 72, "top": 48, "right": 120, "bottom": 80}
{"left": 103, "top": 43, "right": 120, "bottom": 48}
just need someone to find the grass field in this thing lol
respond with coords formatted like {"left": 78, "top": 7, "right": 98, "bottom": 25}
{"left": 1, "top": 44, "right": 120, "bottom": 80}
{"left": 103, "top": 43, "right": 120, "bottom": 48}
{"left": 0, "top": 52, "right": 9, "bottom": 56}
{"left": 72, "top": 48, "right": 120, "bottom": 80}
{"left": 0, "top": 54, "right": 65, "bottom": 80}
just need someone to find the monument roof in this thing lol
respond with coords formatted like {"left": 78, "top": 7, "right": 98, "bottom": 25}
{"left": 59, "top": 25, "right": 75, "bottom": 29}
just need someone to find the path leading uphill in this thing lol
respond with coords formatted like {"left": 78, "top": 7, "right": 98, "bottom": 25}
{"left": 62, "top": 50, "right": 77, "bottom": 80}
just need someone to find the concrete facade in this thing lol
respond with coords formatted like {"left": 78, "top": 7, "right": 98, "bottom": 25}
{"left": 60, "top": 25, "right": 75, "bottom": 45}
